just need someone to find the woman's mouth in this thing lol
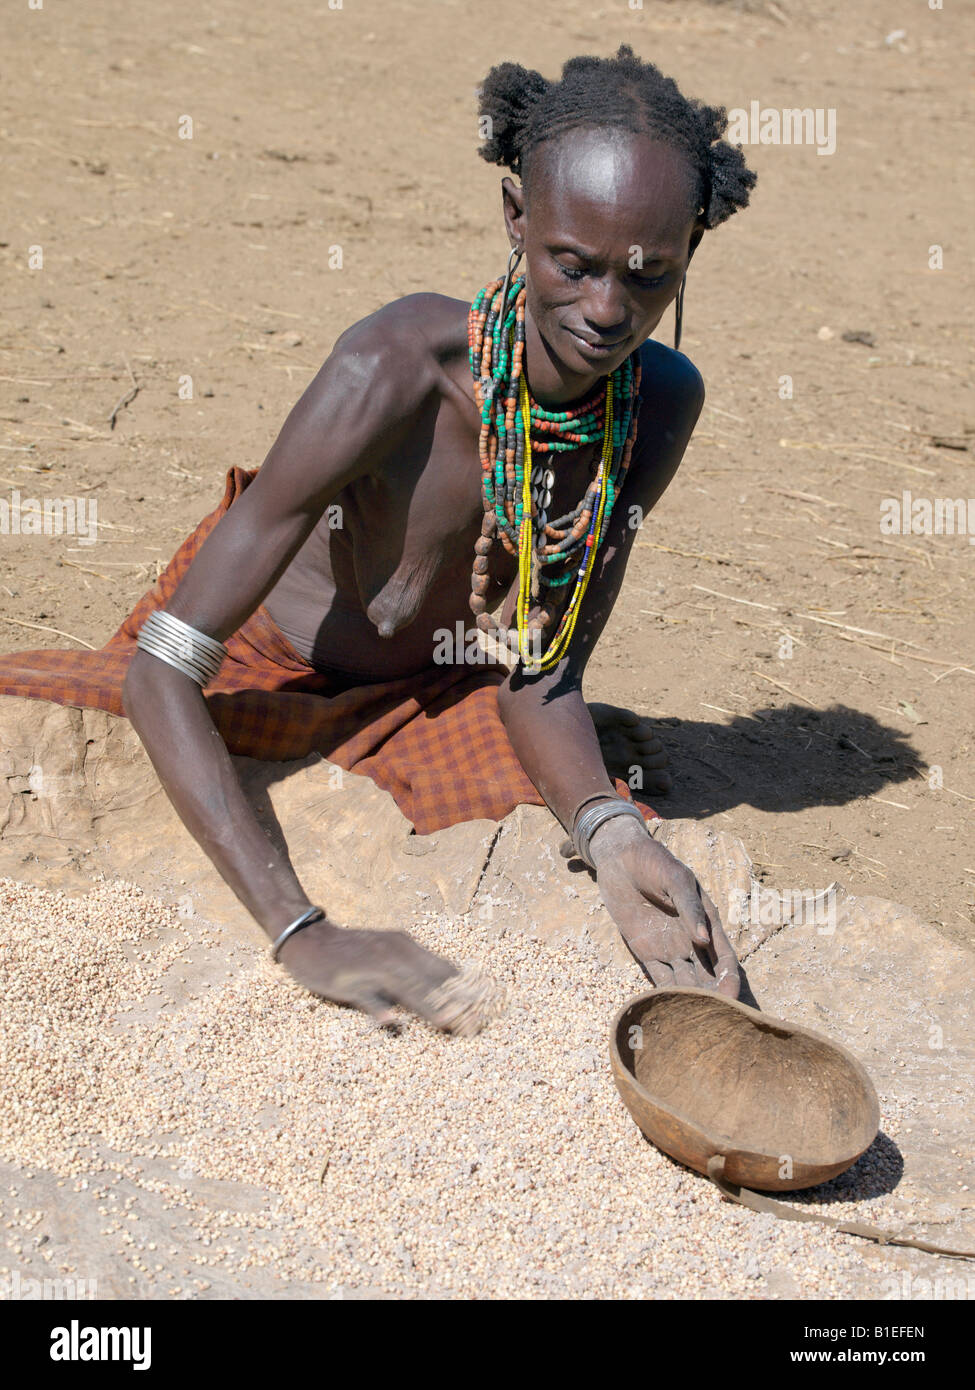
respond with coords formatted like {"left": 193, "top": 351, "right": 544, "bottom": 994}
{"left": 565, "top": 326, "right": 630, "bottom": 359}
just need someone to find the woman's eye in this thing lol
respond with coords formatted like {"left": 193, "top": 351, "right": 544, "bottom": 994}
{"left": 555, "top": 261, "right": 666, "bottom": 289}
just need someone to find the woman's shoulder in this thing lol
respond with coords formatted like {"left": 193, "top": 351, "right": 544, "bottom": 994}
{"left": 329, "top": 293, "right": 470, "bottom": 372}
{"left": 298, "top": 293, "right": 470, "bottom": 427}
{"left": 635, "top": 337, "right": 705, "bottom": 414}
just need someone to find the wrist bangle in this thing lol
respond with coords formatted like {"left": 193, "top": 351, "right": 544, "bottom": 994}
{"left": 567, "top": 791, "right": 619, "bottom": 836}
{"left": 574, "top": 799, "right": 648, "bottom": 870}
{"left": 270, "top": 906, "right": 326, "bottom": 962}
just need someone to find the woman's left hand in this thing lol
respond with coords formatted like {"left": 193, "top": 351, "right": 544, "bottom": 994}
{"left": 590, "top": 815, "right": 741, "bottom": 995}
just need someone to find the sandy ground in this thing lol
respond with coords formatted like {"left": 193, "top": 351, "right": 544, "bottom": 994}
{"left": 1, "top": 873, "right": 968, "bottom": 1302}
{"left": 1, "top": 0, "right": 973, "bottom": 1299}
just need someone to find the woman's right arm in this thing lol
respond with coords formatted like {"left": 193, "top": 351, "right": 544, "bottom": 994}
{"left": 122, "top": 309, "right": 476, "bottom": 1029}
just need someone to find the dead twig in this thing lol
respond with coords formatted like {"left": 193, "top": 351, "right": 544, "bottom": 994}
{"left": 681, "top": 753, "right": 735, "bottom": 788}
{"left": 636, "top": 540, "right": 761, "bottom": 566}
{"left": 61, "top": 557, "right": 110, "bottom": 581}
{"left": 693, "top": 585, "right": 779, "bottom": 611}
{"left": 752, "top": 671, "right": 817, "bottom": 707}
{"left": 639, "top": 608, "right": 688, "bottom": 624}
{"left": 829, "top": 631, "right": 975, "bottom": 676}
{"left": 795, "top": 611, "right": 923, "bottom": 649}
{"left": 941, "top": 785, "right": 975, "bottom": 804}
{"left": 703, "top": 403, "right": 746, "bottom": 423}
{"left": 0, "top": 614, "right": 95, "bottom": 649}
{"left": 319, "top": 1146, "right": 333, "bottom": 1183}
{"left": 770, "top": 487, "right": 843, "bottom": 510}
{"left": 778, "top": 437, "right": 937, "bottom": 476}
{"left": 169, "top": 298, "right": 252, "bottom": 325}
{"left": 107, "top": 358, "right": 139, "bottom": 430}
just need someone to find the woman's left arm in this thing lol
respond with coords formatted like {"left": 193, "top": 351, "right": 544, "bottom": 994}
{"left": 496, "top": 345, "right": 740, "bottom": 995}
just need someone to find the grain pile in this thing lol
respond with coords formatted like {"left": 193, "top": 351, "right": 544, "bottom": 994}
{"left": 0, "top": 875, "right": 915, "bottom": 1299}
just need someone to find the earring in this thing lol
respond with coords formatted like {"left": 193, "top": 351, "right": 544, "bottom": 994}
{"left": 674, "top": 272, "right": 686, "bottom": 351}
{"left": 499, "top": 244, "right": 524, "bottom": 324}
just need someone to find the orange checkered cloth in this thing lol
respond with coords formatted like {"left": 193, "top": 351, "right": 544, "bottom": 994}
{"left": 0, "top": 467, "right": 657, "bottom": 835}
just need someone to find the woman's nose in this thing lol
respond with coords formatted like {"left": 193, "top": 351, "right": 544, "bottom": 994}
{"left": 581, "top": 277, "right": 628, "bottom": 332}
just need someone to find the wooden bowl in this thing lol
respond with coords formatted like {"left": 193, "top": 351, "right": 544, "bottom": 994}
{"left": 610, "top": 988, "right": 880, "bottom": 1191}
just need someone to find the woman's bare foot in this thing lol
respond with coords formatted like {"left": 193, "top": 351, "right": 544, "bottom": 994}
{"left": 588, "top": 702, "right": 672, "bottom": 795}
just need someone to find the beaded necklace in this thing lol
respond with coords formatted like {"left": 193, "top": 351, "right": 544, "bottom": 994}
{"left": 468, "top": 271, "right": 641, "bottom": 673}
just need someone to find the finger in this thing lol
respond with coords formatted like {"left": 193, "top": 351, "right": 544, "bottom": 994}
{"left": 710, "top": 936, "right": 741, "bottom": 997}
{"left": 663, "top": 873, "right": 711, "bottom": 948}
{"left": 632, "top": 871, "right": 707, "bottom": 947}
{"left": 398, "top": 963, "right": 500, "bottom": 1037}
{"left": 632, "top": 715, "right": 661, "bottom": 735}
{"left": 697, "top": 889, "right": 741, "bottom": 996}
{"left": 383, "top": 938, "right": 486, "bottom": 1031}
{"left": 384, "top": 935, "right": 457, "bottom": 986}
{"left": 698, "top": 888, "right": 724, "bottom": 947}
{"left": 351, "top": 989, "right": 399, "bottom": 1027}
{"left": 390, "top": 973, "right": 462, "bottom": 1031}
{"left": 670, "top": 955, "right": 701, "bottom": 989}
{"left": 624, "top": 912, "right": 690, "bottom": 957}
{"left": 715, "top": 963, "right": 741, "bottom": 998}
{"left": 685, "top": 944, "right": 722, "bottom": 992}
{"left": 644, "top": 957, "right": 677, "bottom": 990}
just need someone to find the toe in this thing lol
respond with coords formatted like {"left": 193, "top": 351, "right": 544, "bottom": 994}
{"left": 637, "top": 749, "right": 669, "bottom": 769}
{"left": 643, "top": 769, "right": 672, "bottom": 795}
{"left": 589, "top": 702, "right": 639, "bottom": 730}
{"left": 631, "top": 716, "right": 660, "bottom": 738}
{"left": 635, "top": 730, "right": 665, "bottom": 751}
{"left": 616, "top": 708, "right": 642, "bottom": 728}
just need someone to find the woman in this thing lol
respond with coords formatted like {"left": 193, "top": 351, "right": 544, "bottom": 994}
{"left": 2, "top": 47, "right": 756, "bottom": 1030}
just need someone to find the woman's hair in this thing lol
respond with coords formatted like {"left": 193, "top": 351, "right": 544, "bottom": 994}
{"left": 477, "top": 44, "right": 756, "bottom": 230}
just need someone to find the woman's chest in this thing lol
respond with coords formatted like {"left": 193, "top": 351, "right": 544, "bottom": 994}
{"left": 326, "top": 410, "right": 510, "bottom": 637}
{"left": 293, "top": 393, "right": 605, "bottom": 645}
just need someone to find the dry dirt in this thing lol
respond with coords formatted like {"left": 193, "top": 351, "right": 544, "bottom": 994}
{"left": 3, "top": 0, "right": 972, "bottom": 946}
{"left": 0, "top": 0, "right": 973, "bottom": 1300}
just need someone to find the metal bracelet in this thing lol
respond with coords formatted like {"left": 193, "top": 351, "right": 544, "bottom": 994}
{"left": 574, "top": 799, "right": 648, "bottom": 870}
{"left": 566, "top": 791, "right": 620, "bottom": 835}
{"left": 135, "top": 609, "right": 228, "bottom": 688}
{"left": 141, "top": 608, "right": 227, "bottom": 663}
{"left": 270, "top": 906, "right": 326, "bottom": 962}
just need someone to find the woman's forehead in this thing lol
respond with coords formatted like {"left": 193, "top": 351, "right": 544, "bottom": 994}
{"left": 526, "top": 128, "right": 699, "bottom": 247}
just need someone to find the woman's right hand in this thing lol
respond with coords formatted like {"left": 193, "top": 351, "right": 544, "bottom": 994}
{"left": 276, "top": 915, "right": 493, "bottom": 1035}
{"left": 591, "top": 816, "right": 740, "bottom": 995}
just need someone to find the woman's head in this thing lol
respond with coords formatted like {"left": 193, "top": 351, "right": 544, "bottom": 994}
{"left": 477, "top": 45, "right": 756, "bottom": 383}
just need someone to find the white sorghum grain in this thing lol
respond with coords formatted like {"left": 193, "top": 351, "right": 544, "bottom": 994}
{"left": 0, "top": 875, "right": 955, "bottom": 1299}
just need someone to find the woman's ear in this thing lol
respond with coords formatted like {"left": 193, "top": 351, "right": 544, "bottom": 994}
{"left": 686, "top": 221, "right": 706, "bottom": 265}
{"left": 501, "top": 176, "right": 527, "bottom": 251}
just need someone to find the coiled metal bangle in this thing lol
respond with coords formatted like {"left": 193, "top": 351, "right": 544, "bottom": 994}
{"left": 135, "top": 609, "right": 228, "bottom": 687}
{"left": 574, "top": 799, "right": 648, "bottom": 870}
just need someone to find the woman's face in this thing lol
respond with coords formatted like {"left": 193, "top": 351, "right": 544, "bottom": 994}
{"left": 503, "top": 127, "right": 704, "bottom": 386}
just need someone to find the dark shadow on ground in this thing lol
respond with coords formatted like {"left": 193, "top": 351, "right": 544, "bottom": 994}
{"left": 632, "top": 703, "right": 925, "bottom": 819}
{"left": 643, "top": 1129, "right": 903, "bottom": 1206}
{"left": 758, "top": 1131, "right": 905, "bottom": 1206}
